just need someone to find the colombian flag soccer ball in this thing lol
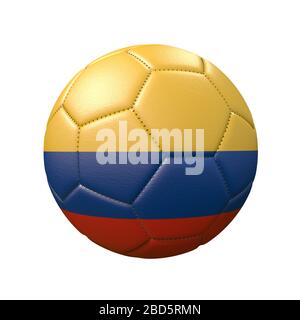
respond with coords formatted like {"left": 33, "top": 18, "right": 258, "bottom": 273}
{"left": 44, "top": 45, "right": 257, "bottom": 258}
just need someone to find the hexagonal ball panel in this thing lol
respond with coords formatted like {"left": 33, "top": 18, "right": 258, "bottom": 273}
{"left": 135, "top": 71, "right": 230, "bottom": 151}
{"left": 130, "top": 44, "right": 203, "bottom": 72}
{"left": 64, "top": 52, "right": 149, "bottom": 125}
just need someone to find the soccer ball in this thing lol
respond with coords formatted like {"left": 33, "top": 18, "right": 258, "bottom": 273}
{"left": 44, "top": 45, "right": 257, "bottom": 258}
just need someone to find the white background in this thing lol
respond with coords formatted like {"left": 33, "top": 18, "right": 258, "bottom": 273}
{"left": 0, "top": 0, "right": 299, "bottom": 299}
